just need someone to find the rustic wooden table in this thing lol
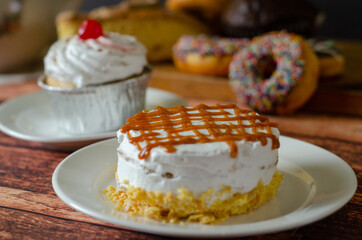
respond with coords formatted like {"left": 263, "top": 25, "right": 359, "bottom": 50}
{"left": 0, "top": 69, "right": 361, "bottom": 239}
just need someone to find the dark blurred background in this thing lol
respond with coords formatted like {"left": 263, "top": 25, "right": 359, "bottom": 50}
{"left": 81, "top": 0, "right": 362, "bottom": 40}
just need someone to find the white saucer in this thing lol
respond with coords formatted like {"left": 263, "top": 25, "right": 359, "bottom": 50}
{"left": 0, "top": 72, "right": 41, "bottom": 85}
{"left": 52, "top": 136, "right": 357, "bottom": 238}
{"left": 0, "top": 88, "right": 187, "bottom": 150}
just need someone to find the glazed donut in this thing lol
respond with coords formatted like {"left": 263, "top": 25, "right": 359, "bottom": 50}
{"left": 173, "top": 34, "right": 249, "bottom": 76}
{"left": 166, "top": 0, "right": 227, "bottom": 22}
{"left": 308, "top": 39, "right": 345, "bottom": 78}
{"left": 229, "top": 31, "right": 319, "bottom": 114}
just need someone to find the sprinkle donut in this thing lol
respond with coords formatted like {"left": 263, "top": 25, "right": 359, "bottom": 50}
{"left": 229, "top": 31, "right": 319, "bottom": 114}
{"left": 173, "top": 35, "right": 249, "bottom": 76}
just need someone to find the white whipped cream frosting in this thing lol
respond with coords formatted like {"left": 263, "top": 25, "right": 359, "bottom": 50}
{"left": 116, "top": 108, "right": 280, "bottom": 198}
{"left": 44, "top": 33, "right": 147, "bottom": 87}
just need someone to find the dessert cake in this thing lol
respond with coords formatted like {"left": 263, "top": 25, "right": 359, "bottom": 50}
{"left": 104, "top": 104, "right": 282, "bottom": 224}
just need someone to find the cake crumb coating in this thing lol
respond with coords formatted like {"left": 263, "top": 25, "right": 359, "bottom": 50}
{"left": 104, "top": 171, "right": 283, "bottom": 224}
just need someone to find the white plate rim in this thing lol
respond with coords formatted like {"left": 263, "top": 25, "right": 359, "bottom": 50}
{"left": 0, "top": 88, "right": 187, "bottom": 144}
{"left": 52, "top": 136, "right": 357, "bottom": 238}
{"left": 0, "top": 72, "right": 41, "bottom": 85}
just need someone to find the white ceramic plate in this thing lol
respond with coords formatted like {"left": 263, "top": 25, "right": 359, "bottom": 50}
{"left": 52, "top": 136, "right": 357, "bottom": 238}
{"left": 0, "top": 88, "right": 187, "bottom": 150}
{"left": 0, "top": 72, "right": 41, "bottom": 85}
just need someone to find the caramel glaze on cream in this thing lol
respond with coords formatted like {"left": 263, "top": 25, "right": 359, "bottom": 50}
{"left": 120, "top": 104, "right": 280, "bottom": 160}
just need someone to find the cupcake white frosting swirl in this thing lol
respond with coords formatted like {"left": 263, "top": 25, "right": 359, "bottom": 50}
{"left": 44, "top": 33, "right": 147, "bottom": 87}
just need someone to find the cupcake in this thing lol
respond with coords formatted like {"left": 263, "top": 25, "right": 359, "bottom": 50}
{"left": 104, "top": 104, "right": 282, "bottom": 224}
{"left": 38, "top": 19, "right": 150, "bottom": 134}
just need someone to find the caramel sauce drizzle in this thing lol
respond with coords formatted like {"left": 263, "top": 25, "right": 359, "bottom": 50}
{"left": 121, "top": 104, "right": 280, "bottom": 160}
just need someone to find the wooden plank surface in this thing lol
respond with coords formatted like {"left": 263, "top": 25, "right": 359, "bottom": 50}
{"left": 0, "top": 85, "right": 361, "bottom": 239}
{"left": 0, "top": 40, "right": 361, "bottom": 239}
{"left": 0, "top": 129, "right": 360, "bottom": 239}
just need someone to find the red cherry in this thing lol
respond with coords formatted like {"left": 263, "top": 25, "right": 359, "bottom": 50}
{"left": 78, "top": 19, "right": 104, "bottom": 40}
